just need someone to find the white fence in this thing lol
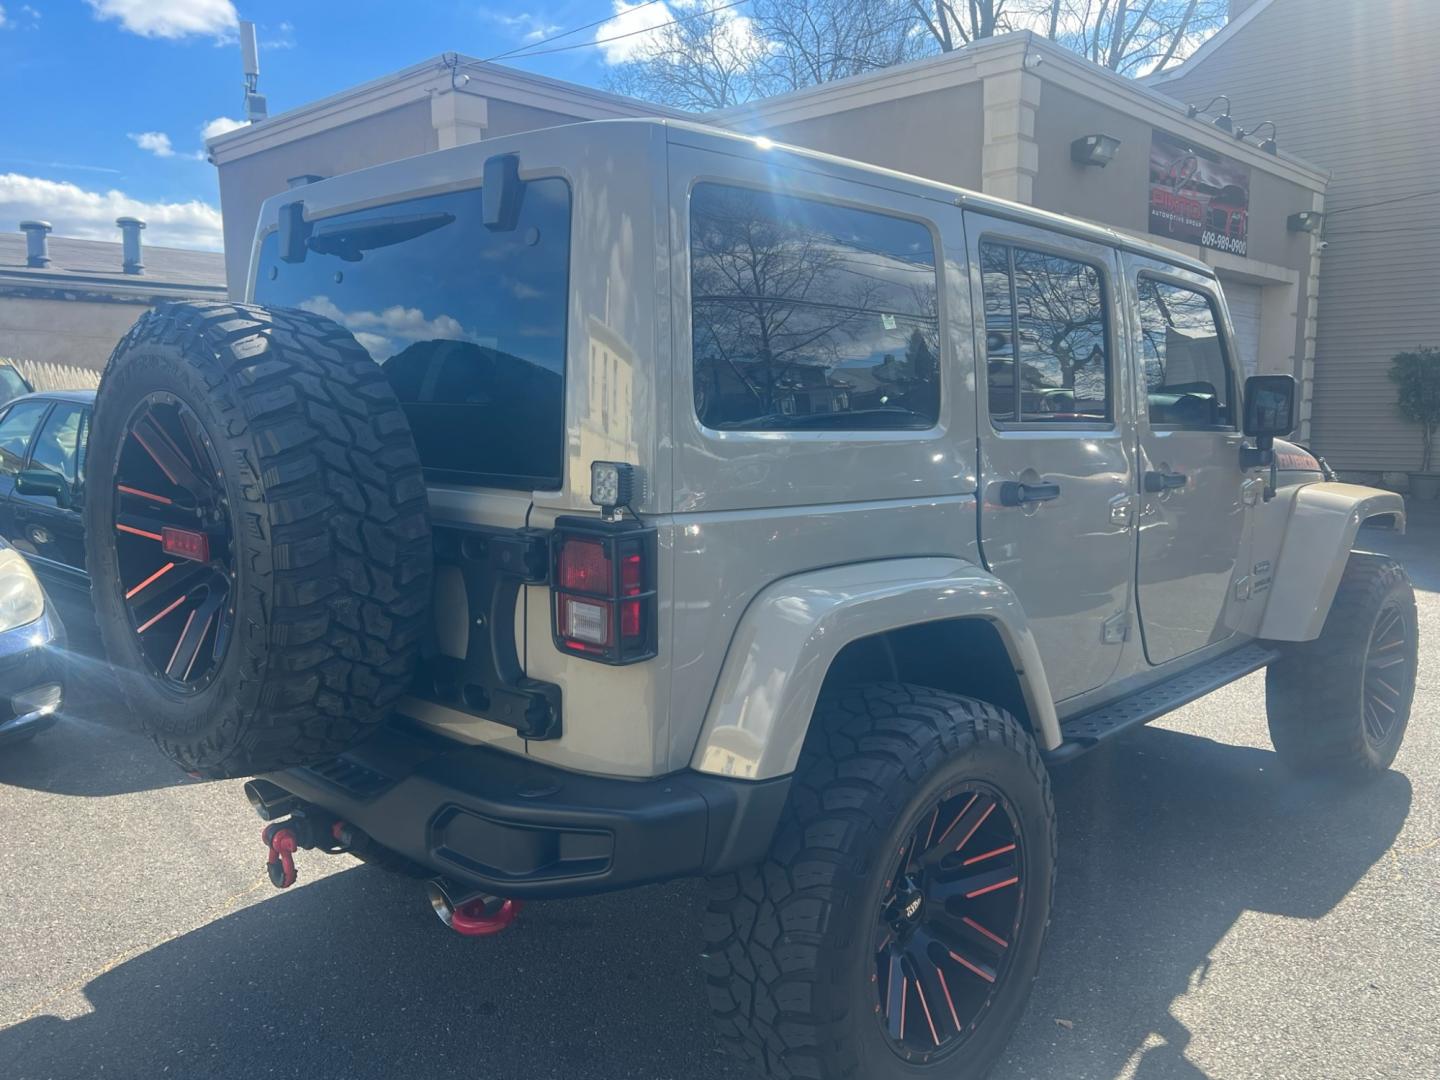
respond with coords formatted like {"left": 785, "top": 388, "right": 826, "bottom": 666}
{"left": 0, "top": 356, "right": 102, "bottom": 393}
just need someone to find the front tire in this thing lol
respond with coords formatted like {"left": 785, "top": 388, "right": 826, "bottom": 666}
{"left": 1266, "top": 553, "right": 1418, "bottom": 778}
{"left": 703, "top": 684, "right": 1056, "bottom": 1080}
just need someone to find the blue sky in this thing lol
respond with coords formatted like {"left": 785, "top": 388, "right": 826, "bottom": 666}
{"left": 0, "top": 1, "right": 646, "bottom": 250}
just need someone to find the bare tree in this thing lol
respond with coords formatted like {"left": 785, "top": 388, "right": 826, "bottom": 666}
{"left": 753, "top": 0, "right": 923, "bottom": 90}
{"left": 605, "top": 4, "right": 771, "bottom": 110}
{"left": 909, "top": 0, "right": 1012, "bottom": 52}
{"left": 602, "top": 0, "right": 1225, "bottom": 108}
{"left": 1030, "top": 0, "right": 1226, "bottom": 75}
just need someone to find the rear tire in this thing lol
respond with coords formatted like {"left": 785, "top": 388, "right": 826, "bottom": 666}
{"left": 703, "top": 684, "right": 1056, "bottom": 1080}
{"left": 86, "top": 302, "right": 432, "bottom": 778}
{"left": 1266, "top": 552, "right": 1418, "bottom": 778}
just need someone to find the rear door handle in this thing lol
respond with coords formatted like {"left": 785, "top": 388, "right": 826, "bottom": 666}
{"left": 999, "top": 480, "right": 1061, "bottom": 506}
{"left": 1143, "top": 470, "right": 1188, "bottom": 492}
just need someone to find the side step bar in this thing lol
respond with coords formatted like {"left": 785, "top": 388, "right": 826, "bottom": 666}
{"left": 1043, "top": 643, "right": 1281, "bottom": 765}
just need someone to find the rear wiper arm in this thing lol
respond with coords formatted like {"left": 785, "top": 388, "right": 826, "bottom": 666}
{"left": 306, "top": 211, "right": 456, "bottom": 262}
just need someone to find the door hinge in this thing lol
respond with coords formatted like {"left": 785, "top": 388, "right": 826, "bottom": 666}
{"left": 1102, "top": 611, "right": 1130, "bottom": 644}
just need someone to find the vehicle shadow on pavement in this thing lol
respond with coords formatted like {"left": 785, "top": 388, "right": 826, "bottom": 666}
{"left": 2, "top": 868, "right": 741, "bottom": 1080}
{"left": 1000, "top": 724, "right": 1413, "bottom": 1079}
{"left": 0, "top": 656, "right": 190, "bottom": 798}
{"left": 0, "top": 727, "right": 1412, "bottom": 1080}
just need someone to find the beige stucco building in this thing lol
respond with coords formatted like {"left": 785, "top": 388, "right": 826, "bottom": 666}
{"left": 208, "top": 31, "right": 1329, "bottom": 437}
{"left": 1149, "top": 0, "right": 1440, "bottom": 478}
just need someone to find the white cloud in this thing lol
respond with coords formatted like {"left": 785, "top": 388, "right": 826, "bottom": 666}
{"left": 0, "top": 173, "right": 223, "bottom": 250}
{"left": 129, "top": 131, "right": 175, "bottom": 158}
{"left": 494, "top": 12, "right": 562, "bottom": 44}
{"left": 1, "top": 3, "right": 41, "bottom": 29}
{"left": 297, "top": 296, "right": 466, "bottom": 359}
{"left": 522, "top": 22, "right": 559, "bottom": 43}
{"left": 262, "top": 19, "right": 295, "bottom": 49}
{"left": 201, "top": 116, "right": 246, "bottom": 141}
{"left": 86, "top": 0, "right": 236, "bottom": 40}
{"left": 595, "top": 0, "right": 677, "bottom": 64}
{"left": 593, "top": 0, "right": 765, "bottom": 67}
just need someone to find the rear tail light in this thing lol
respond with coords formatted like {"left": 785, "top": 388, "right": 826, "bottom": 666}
{"left": 551, "top": 517, "right": 657, "bottom": 665}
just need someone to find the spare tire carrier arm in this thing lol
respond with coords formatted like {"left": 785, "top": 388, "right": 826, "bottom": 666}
{"left": 415, "top": 523, "right": 562, "bottom": 741}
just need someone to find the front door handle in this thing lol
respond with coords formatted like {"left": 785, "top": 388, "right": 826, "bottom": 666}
{"left": 999, "top": 480, "right": 1061, "bottom": 506}
{"left": 1143, "top": 470, "right": 1187, "bottom": 493}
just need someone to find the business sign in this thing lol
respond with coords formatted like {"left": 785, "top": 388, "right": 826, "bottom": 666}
{"left": 1148, "top": 129, "right": 1250, "bottom": 257}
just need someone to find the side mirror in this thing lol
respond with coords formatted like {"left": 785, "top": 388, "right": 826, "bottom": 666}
{"left": 16, "top": 468, "right": 69, "bottom": 506}
{"left": 1243, "top": 374, "right": 1297, "bottom": 448}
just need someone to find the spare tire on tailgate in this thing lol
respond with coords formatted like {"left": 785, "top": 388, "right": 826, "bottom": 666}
{"left": 85, "top": 301, "right": 432, "bottom": 778}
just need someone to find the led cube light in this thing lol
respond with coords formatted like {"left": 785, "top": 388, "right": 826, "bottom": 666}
{"left": 590, "top": 461, "right": 639, "bottom": 511}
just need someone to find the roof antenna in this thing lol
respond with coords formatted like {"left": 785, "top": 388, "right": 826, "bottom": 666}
{"left": 241, "top": 20, "right": 268, "bottom": 122}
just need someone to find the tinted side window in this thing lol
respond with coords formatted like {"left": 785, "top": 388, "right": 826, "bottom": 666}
{"left": 28, "top": 402, "right": 85, "bottom": 490}
{"left": 0, "top": 400, "right": 49, "bottom": 478}
{"left": 0, "top": 367, "right": 30, "bottom": 403}
{"left": 981, "top": 241, "right": 1109, "bottom": 423}
{"left": 690, "top": 183, "right": 940, "bottom": 431}
{"left": 1137, "top": 278, "right": 1234, "bottom": 428}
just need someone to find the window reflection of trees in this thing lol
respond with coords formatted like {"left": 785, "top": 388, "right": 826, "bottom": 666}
{"left": 690, "top": 184, "right": 939, "bottom": 430}
{"left": 981, "top": 241, "right": 1108, "bottom": 423}
{"left": 1137, "top": 279, "right": 1230, "bottom": 427}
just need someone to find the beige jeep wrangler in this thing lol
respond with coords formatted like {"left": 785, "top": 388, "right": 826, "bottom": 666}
{"left": 84, "top": 120, "right": 1415, "bottom": 1080}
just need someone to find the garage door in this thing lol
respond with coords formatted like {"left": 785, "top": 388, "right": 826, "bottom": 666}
{"left": 1222, "top": 280, "right": 1263, "bottom": 378}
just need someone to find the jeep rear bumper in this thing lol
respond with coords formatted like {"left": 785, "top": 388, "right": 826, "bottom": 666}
{"left": 263, "top": 724, "right": 790, "bottom": 899}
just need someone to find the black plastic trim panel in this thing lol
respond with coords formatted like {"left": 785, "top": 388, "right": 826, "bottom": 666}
{"left": 1044, "top": 642, "right": 1280, "bottom": 764}
{"left": 267, "top": 723, "right": 790, "bottom": 898}
{"left": 409, "top": 523, "right": 562, "bottom": 740}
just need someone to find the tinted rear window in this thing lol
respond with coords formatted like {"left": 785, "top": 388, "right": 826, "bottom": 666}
{"left": 254, "top": 178, "right": 571, "bottom": 490}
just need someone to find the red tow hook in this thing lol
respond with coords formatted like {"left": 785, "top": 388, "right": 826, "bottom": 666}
{"left": 449, "top": 897, "right": 524, "bottom": 937}
{"left": 262, "top": 823, "right": 299, "bottom": 889}
{"left": 428, "top": 878, "right": 524, "bottom": 935}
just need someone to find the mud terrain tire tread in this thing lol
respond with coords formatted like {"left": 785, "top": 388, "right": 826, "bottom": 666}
{"left": 702, "top": 683, "right": 1056, "bottom": 1080}
{"left": 87, "top": 301, "right": 432, "bottom": 778}
{"left": 1266, "top": 552, "right": 1417, "bottom": 778}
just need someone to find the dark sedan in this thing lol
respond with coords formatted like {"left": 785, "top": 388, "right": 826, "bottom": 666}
{"left": 0, "top": 535, "right": 65, "bottom": 745}
{"left": 0, "top": 391, "right": 94, "bottom": 641}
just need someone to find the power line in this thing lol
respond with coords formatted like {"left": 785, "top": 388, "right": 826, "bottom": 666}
{"left": 1325, "top": 187, "right": 1440, "bottom": 218}
{"left": 481, "top": 0, "right": 669, "bottom": 63}
{"left": 1323, "top": 224, "right": 1440, "bottom": 239}
{"left": 482, "top": 0, "right": 752, "bottom": 63}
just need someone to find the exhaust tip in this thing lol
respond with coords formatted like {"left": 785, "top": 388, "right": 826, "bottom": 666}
{"left": 427, "top": 879, "right": 457, "bottom": 928}
{"left": 243, "top": 779, "right": 298, "bottom": 821}
{"left": 425, "top": 879, "right": 524, "bottom": 936}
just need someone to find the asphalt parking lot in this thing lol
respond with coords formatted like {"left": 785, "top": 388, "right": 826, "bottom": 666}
{"left": 2, "top": 513, "right": 1437, "bottom": 1080}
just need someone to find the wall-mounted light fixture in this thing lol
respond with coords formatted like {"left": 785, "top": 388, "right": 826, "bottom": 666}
{"left": 1237, "top": 120, "right": 1278, "bottom": 154}
{"left": 1287, "top": 210, "right": 1324, "bottom": 233}
{"left": 1070, "top": 134, "right": 1121, "bottom": 168}
{"left": 1186, "top": 95, "right": 1232, "bottom": 132}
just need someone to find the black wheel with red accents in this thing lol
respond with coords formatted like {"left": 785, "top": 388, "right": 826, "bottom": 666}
{"left": 704, "top": 684, "right": 1055, "bottom": 1080}
{"left": 112, "top": 392, "right": 236, "bottom": 691}
{"left": 873, "top": 782, "right": 1026, "bottom": 1062}
{"left": 85, "top": 301, "right": 432, "bottom": 779}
